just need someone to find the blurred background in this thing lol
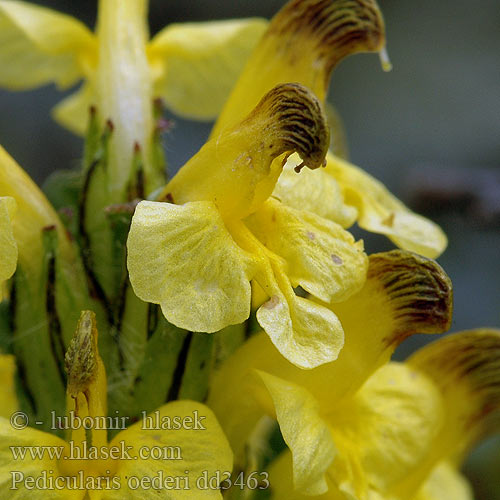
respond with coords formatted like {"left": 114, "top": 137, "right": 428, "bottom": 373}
{"left": 0, "top": 0, "right": 498, "bottom": 497}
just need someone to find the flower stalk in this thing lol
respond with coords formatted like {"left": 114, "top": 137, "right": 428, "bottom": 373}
{"left": 95, "top": 0, "right": 160, "bottom": 200}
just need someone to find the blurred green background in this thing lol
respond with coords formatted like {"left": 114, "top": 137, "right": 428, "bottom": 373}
{"left": 0, "top": 0, "right": 498, "bottom": 497}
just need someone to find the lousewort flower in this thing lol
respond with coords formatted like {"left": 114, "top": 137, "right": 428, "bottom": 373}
{"left": 213, "top": 0, "right": 447, "bottom": 258}
{"left": 127, "top": 83, "right": 368, "bottom": 369}
{"left": 209, "top": 250, "right": 453, "bottom": 489}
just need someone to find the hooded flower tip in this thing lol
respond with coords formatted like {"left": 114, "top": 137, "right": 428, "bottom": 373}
{"left": 367, "top": 250, "right": 453, "bottom": 343}
{"left": 270, "top": 0, "right": 386, "bottom": 71}
{"left": 159, "top": 82, "right": 330, "bottom": 219}
{"left": 249, "top": 82, "right": 329, "bottom": 170}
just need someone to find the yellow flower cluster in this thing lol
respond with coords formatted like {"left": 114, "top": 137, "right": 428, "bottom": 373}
{"left": 0, "top": 0, "right": 497, "bottom": 499}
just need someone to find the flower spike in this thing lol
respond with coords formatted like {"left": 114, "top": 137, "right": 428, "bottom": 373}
{"left": 63, "top": 310, "right": 108, "bottom": 458}
{"left": 64, "top": 311, "right": 106, "bottom": 409}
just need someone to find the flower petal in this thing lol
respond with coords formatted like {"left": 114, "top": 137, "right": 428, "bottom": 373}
{"left": 246, "top": 198, "right": 367, "bottom": 303}
{"left": 273, "top": 154, "right": 357, "bottom": 228}
{"left": 0, "top": 419, "right": 79, "bottom": 498}
{"left": 267, "top": 451, "right": 354, "bottom": 500}
{"left": 257, "top": 371, "right": 336, "bottom": 495}
{"left": 148, "top": 19, "right": 267, "bottom": 120}
{"left": 254, "top": 261, "right": 344, "bottom": 369}
{"left": 0, "top": 196, "right": 17, "bottom": 283}
{"left": 127, "top": 200, "right": 254, "bottom": 333}
{"left": 329, "top": 362, "right": 444, "bottom": 497}
{"left": 414, "top": 462, "right": 473, "bottom": 500}
{"left": 0, "top": 0, "right": 95, "bottom": 90}
{"left": 208, "top": 334, "right": 286, "bottom": 460}
{"left": 109, "top": 401, "right": 232, "bottom": 499}
{"left": 327, "top": 154, "right": 448, "bottom": 258}
{"left": 232, "top": 249, "right": 451, "bottom": 401}
{"left": 52, "top": 82, "right": 94, "bottom": 136}
{"left": 231, "top": 216, "right": 343, "bottom": 368}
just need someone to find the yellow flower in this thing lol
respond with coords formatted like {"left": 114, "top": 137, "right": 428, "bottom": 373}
{"left": 0, "top": 311, "right": 233, "bottom": 499}
{"left": 0, "top": 0, "right": 267, "bottom": 197}
{"left": 127, "top": 82, "right": 368, "bottom": 370}
{"left": 211, "top": 0, "right": 447, "bottom": 258}
{"left": 0, "top": 145, "right": 71, "bottom": 284}
{"left": 208, "top": 250, "right": 454, "bottom": 492}
{"left": 265, "top": 329, "right": 500, "bottom": 500}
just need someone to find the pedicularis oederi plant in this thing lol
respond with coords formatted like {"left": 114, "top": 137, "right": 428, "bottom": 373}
{"left": 0, "top": 1, "right": 498, "bottom": 499}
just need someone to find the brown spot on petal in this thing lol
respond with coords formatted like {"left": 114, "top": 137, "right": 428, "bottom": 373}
{"left": 159, "top": 192, "right": 174, "bottom": 203}
{"left": 262, "top": 295, "right": 280, "bottom": 309}
{"left": 331, "top": 254, "right": 343, "bottom": 265}
{"left": 307, "top": 231, "right": 316, "bottom": 240}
